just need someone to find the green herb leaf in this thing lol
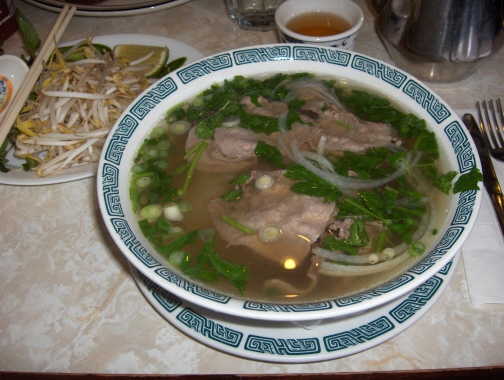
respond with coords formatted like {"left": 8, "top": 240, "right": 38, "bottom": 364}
{"left": 433, "top": 171, "right": 457, "bottom": 195}
{"left": 284, "top": 164, "right": 342, "bottom": 203}
{"left": 321, "top": 236, "right": 358, "bottom": 255}
{"left": 254, "top": 140, "right": 286, "bottom": 168}
{"left": 157, "top": 230, "right": 199, "bottom": 256}
{"left": 15, "top": 8, "right": 40, "bottom": 64}
{"left": 453, "top": 167, "right": 483, "bottom": 193}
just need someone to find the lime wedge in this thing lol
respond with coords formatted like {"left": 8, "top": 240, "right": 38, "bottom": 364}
{"left": 113, "top": 44, "right": 169, "bottom": 78}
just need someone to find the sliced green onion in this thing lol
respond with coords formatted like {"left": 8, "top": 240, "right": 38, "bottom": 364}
{"left": 220, "top": 214, "right": 255, "bottom": 235}
{"left": 132, "top": 163, "right": 149, "bottom": 173}
{"left": 255, "top": 174, "right": 274, "bottom": 190}
{"left": 139, "top": 204, "right": 162, "bottom": 220}
{"left": 136, "top": 176, "right": 151, "bottom": 188}
{"left": 258, "top": 225, "right": 282, "bottom": 243}
{"left": 143, "top": 146, "right": 159, "bottom": 160}
{"left": 170, "top": 120, "right": 191, "bottom": 135}
{"left": 157, "top": 140, "right": 171, "bottom": 150}
{"left": 155, "top": 160, "right": 168, "bottom": 171}
{"left": 191, "top": 97, "right": 204, "bottom": 107}
{"left": 163, "top": 202, "right": 184, "bottom": 221}
{"left": 178, "top": 201, "right": 192, "bottom": 213}
{"left": 408, "top": 241, "right": 426, "bottom": 256}
{"left": 382, "top": 247, "right": 395, "bottom": 260}
{"left": 169, "top": 250, "right": 190, "bottom": 268}
{"left": 150, "top": 126, "right": 165, "bottom": 138}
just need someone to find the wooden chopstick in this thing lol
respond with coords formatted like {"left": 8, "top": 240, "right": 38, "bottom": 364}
{"left": 0, "top": 5, "right": 77, "bottom": 145}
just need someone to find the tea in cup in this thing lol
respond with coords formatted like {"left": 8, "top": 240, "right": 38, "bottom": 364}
{"left": 275, "top": 0, "right": 364, "bottom": 50}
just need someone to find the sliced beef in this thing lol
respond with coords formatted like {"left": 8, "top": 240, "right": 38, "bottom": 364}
{"left": 185, "top": 127, "right": 257, "bottom": 173}
{"left": 240, "top": 95, "right": 288, "bottom": 118}
{"left": 208, "top": 170, "right": 335, "bottom": 265}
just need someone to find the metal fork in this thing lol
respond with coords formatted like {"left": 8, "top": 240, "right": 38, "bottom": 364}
{"left": 476, "top": 99, "right": 504, "bottom": 161}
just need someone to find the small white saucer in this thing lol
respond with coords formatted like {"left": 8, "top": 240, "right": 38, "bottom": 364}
{"left": 0, "top": 55, "right": 29, "bottom": 123}
{"left": 130, "top": 252, "right": 459, "bottom": 363}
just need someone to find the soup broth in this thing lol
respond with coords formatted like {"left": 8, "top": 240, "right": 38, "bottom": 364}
{"left": 130, "top": 73, "right": 452, "bottom": 303}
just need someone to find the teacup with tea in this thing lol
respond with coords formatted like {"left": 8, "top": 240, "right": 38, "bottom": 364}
{"left": 275, "top": 0, "right": 364, "bottom": 50}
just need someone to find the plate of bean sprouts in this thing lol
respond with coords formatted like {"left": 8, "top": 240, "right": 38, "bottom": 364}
{"left": 0, "top": 34, "right": 204, "bottom": 186}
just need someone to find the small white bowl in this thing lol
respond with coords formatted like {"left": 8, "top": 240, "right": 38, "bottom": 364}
{"left": 275, "top": 0, "right": 364, "bottom": 50}
{"left": 0, "top": 55, "right": 29, "bottom": 122}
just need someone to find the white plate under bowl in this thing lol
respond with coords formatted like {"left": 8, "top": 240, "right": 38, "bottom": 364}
{"left": 0, "top": 34, "right": 204, "bottom": 186}
{"left": 97, "top": 44, "right": 482, "bottom": 322}
{"left": 130, "top": 253, "right": 459, "bottom": 363}
{"left": 24, "top": 0, "right": 192, "bottom": 17}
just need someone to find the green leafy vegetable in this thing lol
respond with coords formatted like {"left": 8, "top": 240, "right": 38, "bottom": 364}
{"left": 453, "top": 167, "right": 483, "bottom": 193}
{"left": 284, "top": 164, "right": 342, "bottom": 203}
{"left": 322, "top": 236, "right": 358, "bottom": 256}
{"left": 200, "top": 230, "right": 250, "bottom": 292}
{"left": 15, "top": 8, "right": 40, "bottom": 64}
{"left": 433, "top": 171, "right": 457, "bottom": 195}
{"left": 157, "top": 230, "right": 199, "bottom": 256}
{"left": 254, "top": 140, "right": 286, "bottom": 168}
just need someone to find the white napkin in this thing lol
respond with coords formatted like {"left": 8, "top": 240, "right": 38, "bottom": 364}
{"left": 461, "top": 150, "right": 504, "bottom": 305}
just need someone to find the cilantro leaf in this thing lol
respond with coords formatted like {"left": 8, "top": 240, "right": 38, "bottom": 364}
{"left": 453, "top": 167, "right": 483, "bottom": 193}
{"left": 284, "top": 164, "right": 342, "bottom": 203}
{"left": 433, "top": 171, "right": 457, "bottom": 195}
{"left": 254, "top": 140, "right": 286, "bottom": 168}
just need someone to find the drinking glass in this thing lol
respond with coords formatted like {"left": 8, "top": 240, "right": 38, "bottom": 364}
{"left": 225, "top": 0, "right": 284, "bottom": 31}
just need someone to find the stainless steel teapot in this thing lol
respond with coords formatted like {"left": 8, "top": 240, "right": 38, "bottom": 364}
{"left": 372, "top": 0, "right": 504, "bottom": 83}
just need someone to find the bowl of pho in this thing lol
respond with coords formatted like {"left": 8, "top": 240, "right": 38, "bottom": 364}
{"left": 97, "top": 44, "right": 482, "bottom": 322}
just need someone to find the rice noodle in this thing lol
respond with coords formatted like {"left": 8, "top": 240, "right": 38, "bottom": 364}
{"left": 14, "top": 37, "right": 150, "bottom": 177}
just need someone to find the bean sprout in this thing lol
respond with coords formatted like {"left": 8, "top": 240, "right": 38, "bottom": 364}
{"left": 14, "top": 38, "right": 150, "bottom": 177}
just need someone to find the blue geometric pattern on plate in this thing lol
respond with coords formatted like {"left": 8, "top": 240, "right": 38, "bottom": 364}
{"left": 130, "top": 77, "right": 177, "bottom": 120}
{"left": 139, "top": 271, "right": 181, "bottom": 313}
{"left": 245, "top": 335, "right": 320, "bottom": 355}
{"left": 444, "top": 120, "right": 476, "bottom": 173}
{"left": 177, "top": 308, "right": 243, "bottom": 347}
{"left": 389, "top": 275, "right": 443, "bottom": 323}
{"left": 177, "top": 53, "right": 233, "bottom": 84}
{"left": 242, "top": 301, "right": 332, "bottom": 313}
{"left": 233, "top": 46, "right": 291, "bottom": 64}
{"left": 104, "top": 114, "right": 138, "bottom": 165}
{"left": 452, "top": 190, "right": 476, "bottom": 226}
{"left": 438, "top": 260, "right": 453, "bottom": 276}
{"left": 334, "top": 274, "right": 414, "bottom": 307}
{"left": 409, "top": 226, "right": 464, "bottom": 275}
{"left": 351, "top": 55, "right": 407, "bottom": 89}
{"left": 154, "top": 267, "right": 230, "bottom": 303}
{"left": 403, "top": 80, "right": 451, "bottom": 124}
{"left": 292, "top": 45, "right": 351, "bottom": 66}
{"left": 281, "top": 34, "right": 354, "bottom": 50}
{"left": 101, "top": 163, "right": 122, "bottom": 217}
{"left": 323, "top": 316, "right": 395, "bottom": 352}
{"left": 111, "top": 218, "right": 160, "bottom": 268}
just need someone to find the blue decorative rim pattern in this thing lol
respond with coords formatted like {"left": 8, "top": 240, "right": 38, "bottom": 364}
{"left": 130, "top": 253, "right": 459, "bottom": 363}
{"left": 97, "top": 44, "right": 481, "bottom": 322}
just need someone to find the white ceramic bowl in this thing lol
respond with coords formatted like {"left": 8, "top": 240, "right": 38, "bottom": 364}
{"left": 0, "top": 55, "right": 29, "bottom": 123}
{"left": 275, "top": 0, "right": 364, "bottom": 50}
{"left": 97, "top": 44, "right": 481, "bottom": 322}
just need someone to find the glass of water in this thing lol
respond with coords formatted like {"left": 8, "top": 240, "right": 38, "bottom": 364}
{"left": 225, "top": 0, "right": 284, "bottom": 31}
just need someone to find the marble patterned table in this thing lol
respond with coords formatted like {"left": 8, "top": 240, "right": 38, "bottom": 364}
{"left": 1, "top": 0, "right": 503, "bottom": 376}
